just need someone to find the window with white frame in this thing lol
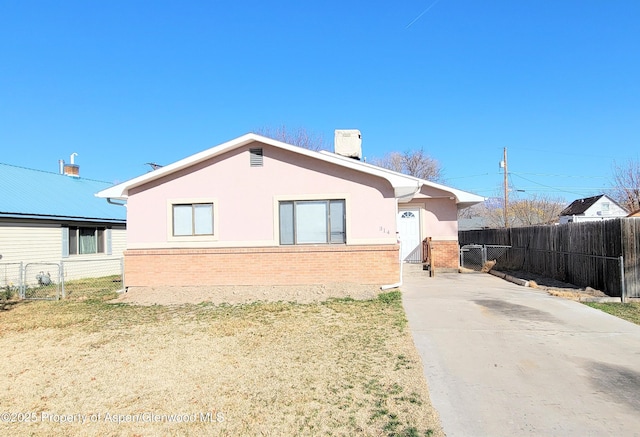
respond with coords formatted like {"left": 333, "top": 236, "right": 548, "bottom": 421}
{"left": 172, "top": 203, "right": 214, "bottom": 236}
{"left": 279, "top": 200, "right": 345, "bottom": 245}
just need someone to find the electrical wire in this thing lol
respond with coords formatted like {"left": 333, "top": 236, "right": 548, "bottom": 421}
{"left": 510, "top": 173, "right": 607, "bottom": 197}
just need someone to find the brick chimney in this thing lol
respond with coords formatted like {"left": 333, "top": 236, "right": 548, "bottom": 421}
{"left": 60, "top": 153, "right": 80, "bottom": 177}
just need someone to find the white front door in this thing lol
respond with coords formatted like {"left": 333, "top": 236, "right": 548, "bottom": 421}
{"left": 398, "top": 209, "right": 421, "bottom": 262}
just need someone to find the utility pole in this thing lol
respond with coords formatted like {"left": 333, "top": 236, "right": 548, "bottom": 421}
{"left": 501, "top": 147, "right": 509, "bottom": 228}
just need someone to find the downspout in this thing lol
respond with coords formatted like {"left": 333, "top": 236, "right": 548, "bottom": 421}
{"left": 107, "top": 198, "right": 127, "bottom": 207}
{"left": 380, "top": 182, "right": 420, "bottom": 291}
{"left": 380, "top": 257, "right": 403, "bottom": 290}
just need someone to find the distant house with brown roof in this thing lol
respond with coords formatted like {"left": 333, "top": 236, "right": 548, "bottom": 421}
{"left": 559, "top": 194, "right": 628, "bottom": 224}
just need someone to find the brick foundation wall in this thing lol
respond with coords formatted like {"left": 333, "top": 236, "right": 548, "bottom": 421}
{"left": 430, "top": 240, "right": 459, "bottom": 270}
{"left": 124, "top": 245, "right": 400, "bottom": 287}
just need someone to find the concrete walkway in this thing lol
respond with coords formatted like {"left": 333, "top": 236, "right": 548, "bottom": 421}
{"left": 401, "top": 265, "right": 640, "bottom": 437}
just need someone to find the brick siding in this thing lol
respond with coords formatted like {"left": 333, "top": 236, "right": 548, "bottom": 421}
{"left": 430, "top": 240, "right": 459, "bottom": 270}
{"left": 124, "top": 245, "right": 400, "bottom": 287}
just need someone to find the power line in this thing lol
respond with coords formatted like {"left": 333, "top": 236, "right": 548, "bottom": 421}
{"left": 446, "top": 173, "right": 495, "bottom": 180}
{"left": 513, "top": 147, "right": 636, "bottom": 160}
{"left": 510, "top": 171, "right": 609, "bottom": 180}
{"left": 510, "top": 173, "right": 607, "bottom": 197}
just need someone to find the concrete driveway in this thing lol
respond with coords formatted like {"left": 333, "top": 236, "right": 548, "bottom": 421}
{"left": 401, "top": 266, "right": 640, "bottom": 437}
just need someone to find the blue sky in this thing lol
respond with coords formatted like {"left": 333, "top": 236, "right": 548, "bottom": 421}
{"left": 1, "top": 0, "right": 638, "bottom": 203}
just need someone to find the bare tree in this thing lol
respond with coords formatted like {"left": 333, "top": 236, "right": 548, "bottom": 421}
{"left": 371, "top": 149, "right": 442, "bottom": 181}
{"left": 461, "top": 194, "right": 565, "bottom": 228}
{"left": 508, "top": 195, "right": 566, "bottom": 226}
{"left": 255, "top": 125, "right": 325, "bottom": 151}
{"left": 610, "top": 159, "right": 640, "bottom": 212}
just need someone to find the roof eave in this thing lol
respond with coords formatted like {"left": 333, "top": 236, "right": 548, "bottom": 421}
{"left": 96, "top": 133, "right": 264, "bottom": 199}
{"left": 94, "top": 133, "right": 485, "bottom": 207}
{"left": 320, "top": 152, "right": 485, "bottom": 205}
{"left": 96, "top": 133, "right": 353, "bottom": 199}
{"left": 0, "top": 212, "right": 126, "bottom": 224}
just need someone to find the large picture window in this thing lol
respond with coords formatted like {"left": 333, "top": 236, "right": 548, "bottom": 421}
{"left": 173, "top": 203, "right": 214, "bottom": 236}
{"left": 69, "top": 227, "right": 105, "bottom": 255}
{"left": 279, "top": 200, "right": 345, "bottom": 245}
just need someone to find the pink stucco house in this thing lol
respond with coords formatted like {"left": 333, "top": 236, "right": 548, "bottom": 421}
{"left": 96, "top": 132, "right": 483, "bottom": 288}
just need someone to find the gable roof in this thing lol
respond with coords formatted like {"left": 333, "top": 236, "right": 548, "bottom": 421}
{"left": 96, "top": 133, "right": 484, "bottom": 208}
{"left": 560, "top": 195, "right": 603, "bottom": 216}
{"left": 559, "top": 194, "right": 625, "bottom": 216}
{"left": 0, "top": 163, "right": 126, "bottom": 223}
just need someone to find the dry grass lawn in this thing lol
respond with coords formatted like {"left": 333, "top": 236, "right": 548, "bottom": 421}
{"left": 0, "top": 279, "right": 443, "bottom": 436}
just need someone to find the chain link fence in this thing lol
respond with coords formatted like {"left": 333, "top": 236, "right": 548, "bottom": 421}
{"left": 61, "top": 258, "right": 124, "bottom": 298}
{"left": 0, "top": 262, "right": 23, "bottom": 301}
{"left": 0, "top": 258, "right": 123, "bottom": 302}
{"left": 460, "top": 245, "right": 511, "bottom": 271}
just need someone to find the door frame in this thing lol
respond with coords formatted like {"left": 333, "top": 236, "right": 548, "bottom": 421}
{"left": 397, "top": 207, "right": 422, "bottom": 263}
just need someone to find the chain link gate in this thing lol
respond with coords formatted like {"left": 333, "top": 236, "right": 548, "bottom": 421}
{"left": 460, "top": 245, "right": 511, "bottom": 271}
{"left": 23, "top": 262, "right": 61, "bottom": 300}
{"left": 2, "top": 258, "right": 124, "bottom": 302}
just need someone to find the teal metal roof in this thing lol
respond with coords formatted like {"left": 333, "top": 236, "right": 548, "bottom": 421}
{"left": 0, "top": 163, "right": 126, "bottom": 223}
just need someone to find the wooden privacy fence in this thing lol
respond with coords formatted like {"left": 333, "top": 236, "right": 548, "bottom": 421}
{"left": 459, "top": 218, "right": 640, "bottom": 299}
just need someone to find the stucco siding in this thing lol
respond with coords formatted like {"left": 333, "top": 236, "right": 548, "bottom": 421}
{"left": 403, "top": 197, "right": 459, "bottom": 241}
{"left": 126, "top": 142, "right": 398, "bottom": 249}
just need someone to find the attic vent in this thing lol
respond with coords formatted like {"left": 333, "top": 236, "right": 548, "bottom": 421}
{"left": 250, "top": 148, "right": 263, "bottom": 167}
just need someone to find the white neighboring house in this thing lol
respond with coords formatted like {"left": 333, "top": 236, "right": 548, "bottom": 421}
{"left": 0, "top": 161, "right": 126, "bottom": 287}
{"left": 558, "top": 194, "right": 628, "bottom": 224}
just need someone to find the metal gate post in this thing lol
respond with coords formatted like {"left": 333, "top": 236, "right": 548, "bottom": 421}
{"left": 60, "top": 261, "right": 66, "bottom": 299}
{"left": 19, "top": 262, "right": 25, "bottom": 299}
{"left": 482, "top": 245, "right": 488, "bottom": 266}
{"left": 120, "top": 257, "right": 125, "bottom": 290}
{"left": 619, "top": 255, "right": 626, "bottom": 303}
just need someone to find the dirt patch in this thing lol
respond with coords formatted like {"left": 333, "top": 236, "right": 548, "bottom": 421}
{"left": 114, "top": 283, "right": 383, "bottom": 306}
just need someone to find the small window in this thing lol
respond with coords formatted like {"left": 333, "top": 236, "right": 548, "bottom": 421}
{"left": 401, "top": 211, "right": 415, "bottom": 218}
{"left": 68, "top": 227, "right": 106, "bottom": 255}
{"left": 250, "top": 148, "right": 263, "bottom": 167}
{"left": 173, "top": 203, "right": 214, "bottom": 236}
{"left": 601, "top": 202, "right": 610, "bottom": 211}
{"left": 279, "top": 200, "right": 345, "bottom": 245}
